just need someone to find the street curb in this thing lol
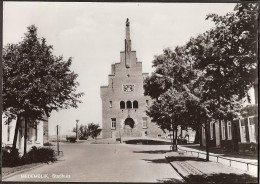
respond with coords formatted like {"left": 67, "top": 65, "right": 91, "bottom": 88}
{"left": 2, "top": 162, "right": 47, "bottom": 180}
{"left": 165, "top": 154, "right": 190, "bottom": 183}
{"left": 2, "top": 155, "right": 64, "bottom": 180}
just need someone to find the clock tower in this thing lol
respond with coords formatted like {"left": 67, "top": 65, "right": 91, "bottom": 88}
{"left": 100, "top": 19, "right": 167, "bottom": 139}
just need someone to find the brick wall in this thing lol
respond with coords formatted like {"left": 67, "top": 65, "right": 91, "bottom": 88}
{"left": 100, "top": 22, "right": 167, "bottom": 139}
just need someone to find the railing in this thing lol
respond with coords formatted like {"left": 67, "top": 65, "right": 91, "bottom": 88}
{"left": 177, "top": 147, "right": 258, "bottom": 172}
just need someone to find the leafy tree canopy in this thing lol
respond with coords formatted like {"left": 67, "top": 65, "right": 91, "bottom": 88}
{"left": 87, "top": 123, "right": 102, "bottom": 139}
{"left": 185, "top": 3, "right": 258, "bottom": 102}
{"left": 3, "top": 25, "right": 84, "bottom": 123}
{"left": 144, "top": 2, "right": 257, "bottom": 132}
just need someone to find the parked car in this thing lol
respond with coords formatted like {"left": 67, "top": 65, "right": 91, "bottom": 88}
{"left": 64, "top": 132, "right": 77, "bottom": 142}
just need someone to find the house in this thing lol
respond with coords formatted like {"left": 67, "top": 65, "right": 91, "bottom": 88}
{"left": 202, "top": 80, "right": 258, "bottom": 154}
{"left": 2, "top": 114, "right": 49, "bottom": 154}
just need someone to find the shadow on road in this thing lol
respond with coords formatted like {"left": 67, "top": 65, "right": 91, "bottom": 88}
{"left": 125, "top": 139, "right": 172, "bottom": 145}
{"left": 142, "top": 158, "right": 168, "bottom": 164}
{"left": 157, "top": 173, "right": 257, "bottom": 183}
{"left": 186, "top": 173, "right": 257, "bottom": 183}
{"left": 133, "top": 150, "right": 171, "bottom": 154}
{"left": 157, "top": 177, "right": 185, "bottom": 183}
{"left": 55, "top": 159, "right": 66, "bottom": 162}
{"left": 167, "top": 156, "right": 205, "bottom": 162}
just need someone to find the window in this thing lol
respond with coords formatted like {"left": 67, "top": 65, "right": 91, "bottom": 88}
{"left": 126, "top": 101, "right": 132, "bottom": 109}
{"left": 7, "top": 125, "right": 10, "bottom": 142}
{"left": 35, "top": 122, "right": 38, "bottom": 141}
{"left": 248, "top": 116, "right": 256, "bottom": 142}
{"left": 120, "top": 101, "right": 125, "bottom": 109}
{"left": 240, "top": 119, "right": 247, "bottom": 143}
{"left": 133, "top": 101, "right": 138, "bottom": 108}
{"left": 111, "top": 118, "right": 116, "bottom": 129}
{"left": 227, "top": 121, "right": 232, "bottom": 140}
{"left": 210, "top": 122, "right": 214, "bottom": 140}
{"left": 146, "top": 100, "right": 149, "bottom": 106}
{"left": 221, "top": 120, "right": 225, "bottom": 140}
{"left": 142, "top": 117, "right": 147, "bottom": 128}
{"left": 109, "top": 101, "right": 112, "bottom": 108}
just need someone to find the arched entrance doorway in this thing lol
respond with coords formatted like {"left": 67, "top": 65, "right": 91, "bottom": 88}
{"left": 124, "top": 117, "right": 135, "bottom": 128}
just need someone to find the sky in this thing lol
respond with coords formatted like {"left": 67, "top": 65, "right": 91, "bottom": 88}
{"left": 3, "top": 2, "right": 237, "bottom": 135}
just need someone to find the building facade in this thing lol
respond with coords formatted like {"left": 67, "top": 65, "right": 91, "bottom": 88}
{"left": 202, "top": 80, "right": 258, "bottom": 154}
{"left": 100, "top": 19, "right": 167, "bottom": 139}
{"left": 2, "top": 115, "right": 49, "bottom": 154}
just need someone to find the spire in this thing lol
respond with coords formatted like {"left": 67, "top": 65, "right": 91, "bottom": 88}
{"left": 126, "top": 18, "right": 130, "bottom": 41}
{"left": 125, "top": 18, "right": 131, "bottom": 53}
{"left": 125, "top": 18, "right": 131, "bottom": 68}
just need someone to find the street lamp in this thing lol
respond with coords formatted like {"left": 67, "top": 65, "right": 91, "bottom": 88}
{"left": 76, "top": 120, "right": 79, "bottom": 141}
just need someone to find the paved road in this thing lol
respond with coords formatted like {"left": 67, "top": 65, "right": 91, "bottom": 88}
{"left": 4, "top": 142, "right": 184, "bottom": 182}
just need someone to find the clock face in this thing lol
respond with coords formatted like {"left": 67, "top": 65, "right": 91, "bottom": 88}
{"left": 123, "top": 85, "right": 134, "bottom": 92}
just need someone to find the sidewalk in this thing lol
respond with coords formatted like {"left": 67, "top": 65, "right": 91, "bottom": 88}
{"left": 2, "top": 162, "right": 48, "bottom": 179}
{"left": 181, "top": 144, "right": 258, "bottom": 161}
{"left": 177, "top": 145, "right": 258, "bottom": 176}
{"left": 2, "top": 152, "right": 63, "bottom": 180}
{"left": 165, "top": 151, "right": 258, "bottom": 183}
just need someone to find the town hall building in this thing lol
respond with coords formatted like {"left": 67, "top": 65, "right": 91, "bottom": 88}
{"left": 100, "top": 19, "right": 167, "bottom": 139}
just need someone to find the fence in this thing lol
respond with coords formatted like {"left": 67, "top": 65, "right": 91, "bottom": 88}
{"left": 177, "top": 147, "right": 258, "bottom": 173}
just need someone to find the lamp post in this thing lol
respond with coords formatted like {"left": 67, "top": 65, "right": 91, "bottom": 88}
{"left": 76, "top": 120, "right": 79, "bottom": 141}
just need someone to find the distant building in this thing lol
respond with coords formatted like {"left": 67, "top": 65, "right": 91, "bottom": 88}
{"left": 100, "top": 19, "right": 167, "bottom": 139}
{"left": 2, "top": 115, "right": 49, "bottom": 154}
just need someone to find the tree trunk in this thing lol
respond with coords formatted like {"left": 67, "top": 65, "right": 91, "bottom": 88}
{"left": 205, "top": 121, "right": 210, "bottom": 161}
{"left": 194, "top": 128, "right": 201, "bottom": 144}
{"left": 12, "top": 114, "right": 21, "bottom": 151}
{"left": 200, "top": 127, "right": 203, "bottom": 147}
{"left": 172, "top": 124, "right": 177, "bottom": 151}
{"left": 175, "top": 126, "right": 178, "bottom": 151}
{"left": 24, "top": 116, "right": 28, "bottom": 155}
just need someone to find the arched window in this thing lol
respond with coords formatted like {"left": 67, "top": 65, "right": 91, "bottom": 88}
{"left": 120, "top": 101, "right": 125, "bottom": 109}
{"left": 126, "top": 101, "right": 132, "bottom": 109}
{"left": 133, "top": 101, "right": 138, "bottom": 109}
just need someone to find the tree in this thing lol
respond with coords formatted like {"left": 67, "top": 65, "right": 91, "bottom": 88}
{"left": 144, "top": 48, "right": 196, "bottom": 150}
{"left": 3, "top": 25, "right": 84, "bottom": 154}
{"left": 172, "top": 3, "right": 257, "bottom": 160}
{"left": 204, "top": 3, "right": 258, "bottom": 101}
{"left": 87, "top": 123, "right": 102, "bottom": 141}
{"left": 144, "top": 3, "right": 257, "bottom": 160}
{"left": 72, "top": 125, "right": 88, "bottom": 140}
{"left": 185, "top": 3, "right": 258, "bottom": 102}
{"left": 175, "top": 33, "right": 244, "bottom": 161}
{"left": 78, "top": 125, "right": 88, "bottom": 140}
